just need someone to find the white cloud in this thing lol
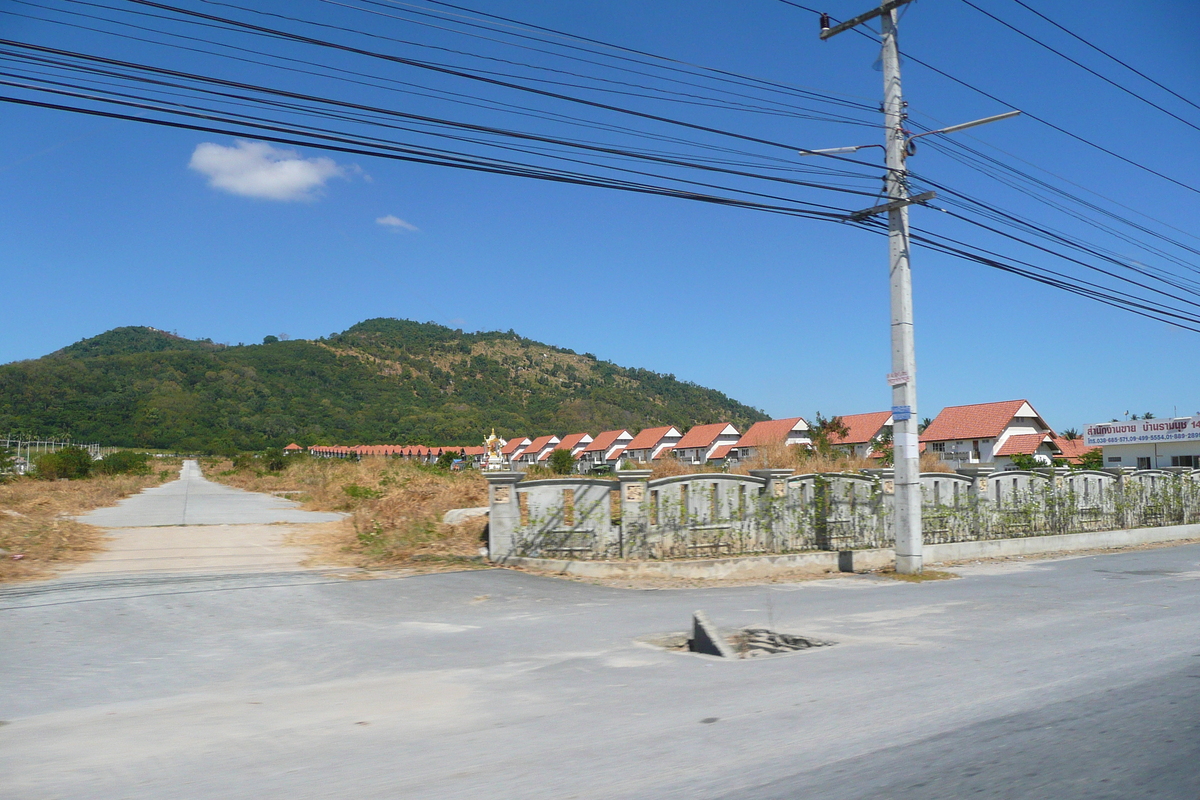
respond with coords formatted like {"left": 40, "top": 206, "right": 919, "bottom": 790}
{"left": 376, "top": 214, "right": 419, "bottom": 232}
{"left": 189, "top": 140, "right": 346, "bottom": 201}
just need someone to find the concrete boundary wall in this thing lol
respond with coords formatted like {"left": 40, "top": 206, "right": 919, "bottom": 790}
{"left": 502, "top": 522, "right": 1200, "bottom": 579}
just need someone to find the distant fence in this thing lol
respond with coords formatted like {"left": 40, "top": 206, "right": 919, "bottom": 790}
{"left": 485, "top": 467, "right": 1200, "bottom": 561}
{"left": 1, "top": 437, "right": 117, "bottom": 473}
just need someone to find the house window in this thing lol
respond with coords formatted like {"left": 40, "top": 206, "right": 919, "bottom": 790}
{"left": 1171, "top": 455, "right": 1199, "bottom": 468}
{"left": 930, "top": 442, "right": 945, "bottom": 452}
{"left": 972, "top": 440, "right": 981, "bottom": 460}
{"left": 1137, "top": 457, "right": 1151, "bottom": 470}
{"left": 1107, "top": 457, "right": 1121, "bottom": 463}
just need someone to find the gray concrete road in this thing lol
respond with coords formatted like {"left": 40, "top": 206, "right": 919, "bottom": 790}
{"left": 60, "top": 460, "right": 344, "bottom": 577}
{"left": 2, "top": 545, "right": 1198, "bottom": 798}
{"left": 79, "top": 460, "right": 344, "bottom": 527}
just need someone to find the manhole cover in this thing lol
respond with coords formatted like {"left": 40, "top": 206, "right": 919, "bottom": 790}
{"left": 639, "top": 611, "right": 834, "bottom": 659}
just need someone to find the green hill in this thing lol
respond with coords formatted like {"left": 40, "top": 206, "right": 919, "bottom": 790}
{"left": 0, "top": 319, "right": 767, "bottom": 452}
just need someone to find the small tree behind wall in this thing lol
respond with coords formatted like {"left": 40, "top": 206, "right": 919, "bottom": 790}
{"left": 548, "top": 448, "right": 576, "bottom": 475}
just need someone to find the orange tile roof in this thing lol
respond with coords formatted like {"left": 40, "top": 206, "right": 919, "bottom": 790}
{"left": 652, "top": 445, "right": 676, "bottom": 459}
{"left": 584, "top": 429, "right": 631, "bottom": 453}
{"left": 283, "top": 443, "right": 302, "bottom": 451}
{"left": 708, "top": 444, "right": 734, "bottom": 460}
{"left": 995, "top": 433, "right": 1049, "bottom": 456}
{"left": 557, "top": 432, "right": 592, "bottom": 452}
{"left": 735, "top": 417, "right": 807, "bottom": 448}
{"left": 828, "top": 411, "right": 892, "bottom": 445}
{"left": 522, "top": 435, "right": 559, "bottom": 456}
{"left": 675, "top": 423, "right": 736, "bottom": 450}
{"left": 920, "top": 400, "right": 1041, "bottom": 442}
{"left": 606, "top": 446, "right": 626, "bottom": 462}
{"left": 501, "top": 437, "right": 530, "bottom": 456}
{"left": 1052, "top": 437, "right": 1097, "bottom": 463}
{"left": 625, "top": 426, "right": 677, "bottom": 451}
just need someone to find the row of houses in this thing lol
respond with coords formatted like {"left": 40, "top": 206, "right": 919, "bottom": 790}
{"left": 291, "top": 398, "right": 1100, "bottom": 472}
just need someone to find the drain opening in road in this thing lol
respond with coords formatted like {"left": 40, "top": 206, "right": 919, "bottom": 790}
{"left": 640, "top": 611, "right": 834, "bottom": 659}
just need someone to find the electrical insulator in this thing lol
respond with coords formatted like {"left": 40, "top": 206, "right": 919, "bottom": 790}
{"left": 820, "top": 13, "right": 830, "bottom": 31}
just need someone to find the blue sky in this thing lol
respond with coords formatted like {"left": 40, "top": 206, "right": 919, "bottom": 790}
{"left": 2, "top": 0, "right": 1198, "bottom": 433}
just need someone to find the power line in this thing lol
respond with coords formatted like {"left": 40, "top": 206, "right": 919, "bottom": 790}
{"left": 8, "top": 0, "right": 1200, "bottom": 334}
{"left": 1007, "top": 0, "right": 1200, "bottom": 115}
{"left": 958, "top": 0, "right": 1200, "bottom": 135}
{"left": 775, "top": 0, "right": 1200, "bottom": 198}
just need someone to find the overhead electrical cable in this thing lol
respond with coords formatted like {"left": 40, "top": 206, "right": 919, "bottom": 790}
{"left": 958, "top": 0, "right": 1200, "bottom": 134}
{"left": 0, "top": 40, "right": 887, "bottom": 201}
{"left": 114, "top": 0, "right": 894, "bottom": 172}
{"left": 1007, "top": 0, "right": 1200, "bottom": 114}
{"left": 775, "top": 0, "right": 1200, "bottom": 198}
{"left": 9, "top": 7, "right": 877, "bottom": 178}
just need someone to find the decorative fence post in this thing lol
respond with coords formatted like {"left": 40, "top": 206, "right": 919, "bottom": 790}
{"left": 617, "top": 470, "right": 653, "bottom": 558}
{"left": 485, "top": 471, "right": 523, "bottom": 561}
{"left": 750, "top": 469, "right": 793, "bottom": 551}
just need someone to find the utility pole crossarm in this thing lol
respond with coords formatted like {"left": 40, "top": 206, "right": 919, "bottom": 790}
{"left": 819, "top": 0, "right": 915, "bottom": 39}
{"left": 846, "top": 190, "right": 936, "bottom": 222}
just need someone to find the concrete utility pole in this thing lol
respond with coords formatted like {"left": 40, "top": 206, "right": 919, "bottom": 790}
{"left": 822, "top": 0, "right": 923, "bottom": 573}
{"left": 812, "top": 3, "right": 1019, "bottom": 574}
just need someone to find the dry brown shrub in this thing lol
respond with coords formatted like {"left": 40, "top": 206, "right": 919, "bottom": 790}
{"left": 0, "top": 470, "right": 172, "bottom": 582}
{"left": 726, "top": 441, "right": 955, "bottom": 475}
{"left": 646, "top": 457, "right": 721, "bottom": 479}
{"left": 211, "top": 456, "right": 488, "bottom": 567}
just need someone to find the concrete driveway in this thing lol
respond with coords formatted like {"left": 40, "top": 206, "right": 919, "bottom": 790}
{"left": 66, "top": 460, "right": 343, "bottom": 576}
{"left": 2, "top": 543, "right": 1198, "bottom": 799}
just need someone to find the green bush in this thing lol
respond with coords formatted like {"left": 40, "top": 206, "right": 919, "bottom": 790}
{"left": 262, "top": 448, "right": 287, "bottom": 472}
{"left": 343, "top": 483, "right": 383, "bottom": 500}
{"left": 96, "top": 450, "right": 151, "bottom": 475}
{"left": 548, "top": 448, "right": 575, "bottom": 475}
{"left": 34, "top": 446, "right": 94, "bottom": 480}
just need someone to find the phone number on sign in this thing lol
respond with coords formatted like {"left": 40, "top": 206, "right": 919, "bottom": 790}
{"left": 1094, "top": 433, "right": 1200, "bottom": 444}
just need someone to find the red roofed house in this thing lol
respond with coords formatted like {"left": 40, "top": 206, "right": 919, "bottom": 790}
{"left": 732, "top": 417, "right": 811, "bottom": 462}
{"left": 674, "top": 423, "right": 741, "bottom": 466}
{"left": 517, "top": 435, "right": 561, "bottom": 469}
{"left": 501, "top": 436, "right": 532, "bottom": 464}
{"left": 623, "top": 426, "right": 683, "bottom": 463}
{"left": 828, "top": 411, "right": 893, "bottom": 459}
{"left": 579, "top": 429, "right": 634, "bottom": 472}
{"left": 283, "top": 443, "right": 303, "bottom": 455}
{"left": 920, "top": 399, "right": 1057, "bottom": 469}
{"left": 540, "top": 432, "right": 593, "bottom": 459}
{"left": 1052, "top": 436, "right": 1097, "bottom": 465}
{"left": 537, "top": 432, "right": 594, "bottom": 471}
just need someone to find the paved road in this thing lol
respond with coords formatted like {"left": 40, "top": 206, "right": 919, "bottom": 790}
{"left": 2, "top": 545, "right": 1198, "bottom": 799}
{"left": 62, "top": 460, "right": 344, "bottom": 576}
{"left": 79, "top": 460, "right": 344, "bottom": 527}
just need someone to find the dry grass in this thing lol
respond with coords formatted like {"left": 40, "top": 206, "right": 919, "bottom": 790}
{"left": 0, "top": 468, "right": 175, "bottom": 582}
{"left": 874, "top": 567, "right": 957, "bottom": 582}
{"left": 728, "top": 441, "right": 954, "bottom": 475}
{"left": 211, "top": 456, "right": 489, "bottom": 569}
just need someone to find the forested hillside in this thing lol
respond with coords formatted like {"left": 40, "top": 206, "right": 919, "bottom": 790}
{"left": 0, "top": 319, "right": 767, "bottom": 452}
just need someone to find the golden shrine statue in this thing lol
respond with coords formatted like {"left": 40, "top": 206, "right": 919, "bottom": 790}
{"left": 482, "top": 428, "right": 506, "bottom": 471}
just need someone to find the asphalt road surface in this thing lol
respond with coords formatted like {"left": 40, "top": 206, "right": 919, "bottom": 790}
{"left": 2, "top": 497, "right": 1198, "bottom": 797}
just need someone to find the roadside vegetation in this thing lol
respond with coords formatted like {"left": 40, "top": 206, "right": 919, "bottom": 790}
{"left": 210, "top": 454, "right": 488, "bottom": 570}
{"left": 0, "top": 452, "right": 177, "bottom": 582}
